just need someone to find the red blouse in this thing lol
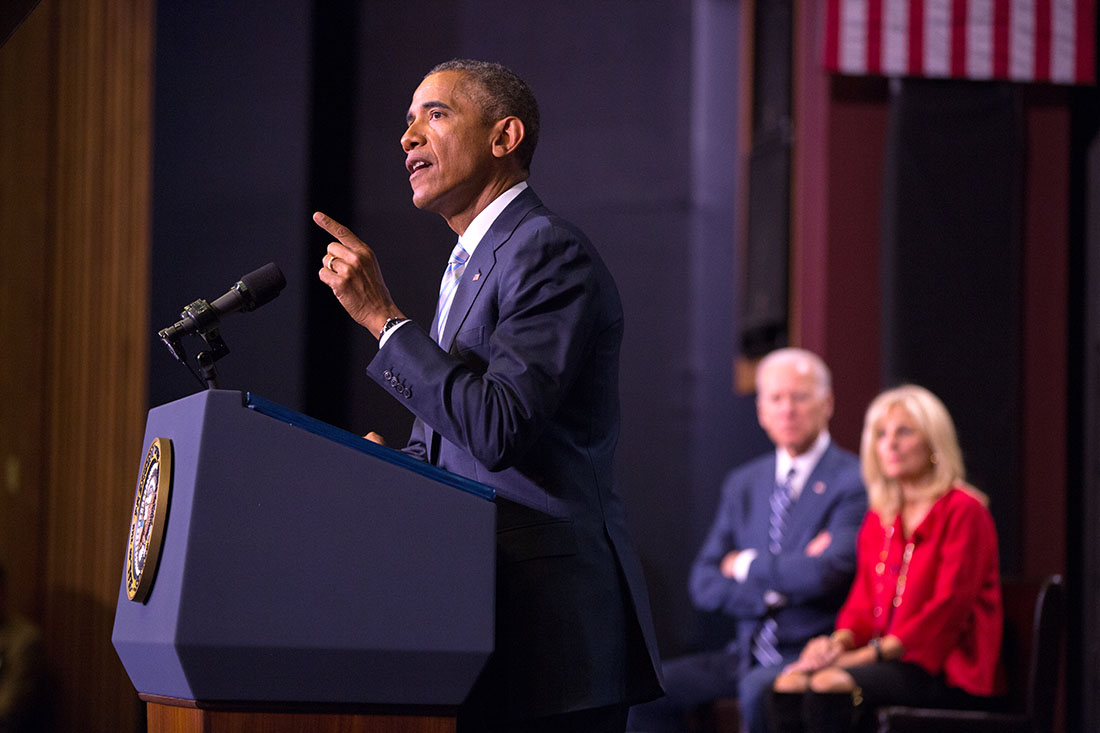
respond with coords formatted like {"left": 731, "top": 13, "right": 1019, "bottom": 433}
{"left": 835, "top": 486, "right": 1003, "bottom": 696}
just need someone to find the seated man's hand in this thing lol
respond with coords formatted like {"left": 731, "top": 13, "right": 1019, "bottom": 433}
{"left": 719, "top": 550, "right": 742, "bottom": 578}
{"left": 804, "top": 530, "right": 832, "bottom": 557}
{"left": 364, "top": 431, "right": 387, "bottom": 445}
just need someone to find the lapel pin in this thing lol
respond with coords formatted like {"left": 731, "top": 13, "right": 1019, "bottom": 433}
{"left": 472, "top": 271, "right": 481, "bottom": 282}
{"left": 813, "top": 481, "right": 826, "bottom": 494}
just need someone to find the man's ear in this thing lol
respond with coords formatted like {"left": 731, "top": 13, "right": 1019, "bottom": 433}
{"left": 490, "top": 116, "right": 525, "bottom": 159}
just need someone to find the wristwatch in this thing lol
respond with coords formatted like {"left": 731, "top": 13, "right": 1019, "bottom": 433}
{"left": 379, "top": 317, "right": 408, "bottom": 340}
{"left": 869, "top": 637, "right": 884, "bottom": 663}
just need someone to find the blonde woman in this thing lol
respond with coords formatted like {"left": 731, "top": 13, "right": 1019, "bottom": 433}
{"left": 768, "top": 385, "right": 1003, "bottom": 732}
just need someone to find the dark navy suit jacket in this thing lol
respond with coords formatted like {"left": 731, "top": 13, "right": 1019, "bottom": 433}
{"left": 689, "top": 442, "right": 866, "bottom": 663}
{"left": 367, "top": 187, "right": 663, "bottom": 722}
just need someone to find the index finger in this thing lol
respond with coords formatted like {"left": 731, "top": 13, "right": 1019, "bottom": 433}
{"left": 313, "top": 211, "right": 362, "bottom": 245}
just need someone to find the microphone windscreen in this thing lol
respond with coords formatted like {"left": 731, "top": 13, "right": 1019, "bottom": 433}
{"left": 239, "top": 263, "right": 286, "bottom": 310}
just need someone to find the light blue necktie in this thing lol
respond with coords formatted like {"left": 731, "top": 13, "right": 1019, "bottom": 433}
{"left": 753, "top": 468, "right": 796, "bottom": 667}
{"left": 435, "top": 241, "right": 469, "bottom": 344}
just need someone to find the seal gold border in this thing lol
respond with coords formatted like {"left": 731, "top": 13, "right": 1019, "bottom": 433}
{"left": 126, "top": 437, "right": 172, "bottom": 603}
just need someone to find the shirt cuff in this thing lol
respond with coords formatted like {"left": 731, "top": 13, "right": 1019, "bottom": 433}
{"left": 378, "top": 319, "right": 411, "bottom": 348}
{"left": 732, "top": 548, "right": 756, "bottom": 582}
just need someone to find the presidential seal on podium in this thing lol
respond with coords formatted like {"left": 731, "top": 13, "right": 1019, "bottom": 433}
{"left": 126, "top": 437, "right": 172, "bottom": 603}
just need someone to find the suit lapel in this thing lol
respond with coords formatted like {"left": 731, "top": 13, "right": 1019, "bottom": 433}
{"left": 787, "top": 443, "right": 836, "bottom": 530}
{"left": 438, "top": 186, "right": 542, "bottom": 350}
{"left": 439, "top": 247, "right": 495, "bottom": 351}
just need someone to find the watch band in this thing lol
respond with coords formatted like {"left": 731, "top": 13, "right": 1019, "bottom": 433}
{"left": 379, "top": 317, "right": 408, "bottom": 339}
{"left": 869, "top": 636, "right": 884, "bottom": 663}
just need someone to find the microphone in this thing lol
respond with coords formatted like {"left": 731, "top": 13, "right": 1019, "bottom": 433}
{"left": 158, "top": 263, "right": 286, "bottom": 347}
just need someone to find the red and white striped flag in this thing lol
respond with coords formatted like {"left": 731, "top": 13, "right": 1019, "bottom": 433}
{"left": 824, "top": 0, "right": 1096, "bottom": 85}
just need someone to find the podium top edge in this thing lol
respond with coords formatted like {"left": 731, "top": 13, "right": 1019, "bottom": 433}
{"left": 244, "top": 392, "right": 495, "bottom": 502}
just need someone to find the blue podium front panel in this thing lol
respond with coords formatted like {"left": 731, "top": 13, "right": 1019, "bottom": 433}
{"left": 112, "top": 390, "right": 495, "bottom": 706}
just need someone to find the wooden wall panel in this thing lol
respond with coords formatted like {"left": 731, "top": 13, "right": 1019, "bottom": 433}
{"left": 0, "top": 0, "right": 152, "bottom": 730}
{"left": 0, "top": 0, "right": 50, "bottom": 621}
{"left": 45, "top": 0, "right": 153, "bottom": 728}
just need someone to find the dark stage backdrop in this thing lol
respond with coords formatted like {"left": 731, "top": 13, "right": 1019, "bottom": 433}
{"left": 149, "top": 2, "right": 313, "bottom": 407}
{"left": 880, "top": 79, "right": 1024, "bottom": 571}
{"left": 149, "top": 0, "right": 769, "bottom": 660}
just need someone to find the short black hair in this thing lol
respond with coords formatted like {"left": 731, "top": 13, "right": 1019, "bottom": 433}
{"left": 428, "top": 59, "right": 540, "bottom": 171}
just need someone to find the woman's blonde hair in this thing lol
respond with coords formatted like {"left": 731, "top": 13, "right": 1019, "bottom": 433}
{"left": 859, "top": 384, "right": 968, "bottom": 518}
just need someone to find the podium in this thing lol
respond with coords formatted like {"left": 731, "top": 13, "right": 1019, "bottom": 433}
{"left": 111, "top": 390, "right": 496, "bottom": 732}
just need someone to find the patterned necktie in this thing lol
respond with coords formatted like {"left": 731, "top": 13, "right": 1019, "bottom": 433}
{"left": 768, "top": 468, "right": 795, "bottom": 554}
{"left": 434, "top": 241, "right": 469, "bottom": 344}
{"left": 753, "top": 468, "right": 796, "bottom": 667}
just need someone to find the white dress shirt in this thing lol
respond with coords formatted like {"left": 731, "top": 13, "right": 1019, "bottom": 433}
{"left": 379, "top": 181, "right": 529, "bottom": 347}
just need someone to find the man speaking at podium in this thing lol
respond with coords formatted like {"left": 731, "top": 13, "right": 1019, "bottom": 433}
{"left": 313, "top": 60, "right": 663, "bottom": 732}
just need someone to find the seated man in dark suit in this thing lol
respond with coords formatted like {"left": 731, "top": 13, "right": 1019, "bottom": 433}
{"left": 628, "top": 348, "right": 865, "bottom": 733}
